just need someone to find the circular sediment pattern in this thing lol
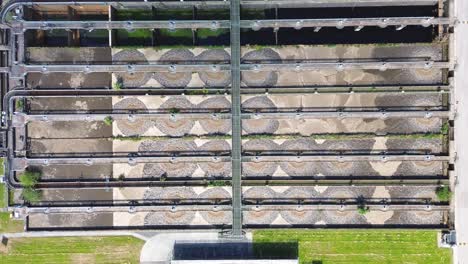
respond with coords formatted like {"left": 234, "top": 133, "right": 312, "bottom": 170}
{"left": 199, "top": 188, "right": 232, "bottom": 225}
{"left": 384, "top": 211, "right": 443, "bottom": 225}
{"left": 200, "top": 210, "right": 232, "bottom": 226}
{"left": 198, "top": 140, "right": 231, "bottom": 176}
{"left": 242, "top": 96, "right": 279, "bottom": 134}
{"left": 321, "top": 210, "right": 368, "bottom": 225}
{"left": 144, "top": 211, "right": 196, "bottom": 226}
{"left": 242, "top": 96, "right": 277, "bottom": 111}
{"left": 321, "top": 187, "right": 356, "bottom": 199}
{"left": 319, "top": 161, "right": 378, "bottom": 177}
{"left": 280, "top": 210, "right": 320, "bottom": 225}
{"left": 143, "top": 187, "right": 197, "bottom": 200}
{"left": 242, "top": 162, "right": 278, "bottom": 178}
{"left": 198, "top": 96, "right": 231, "bottom": 111}
{"left": 113, "top": 98, "right": 153, "bottom": 136}
{"left": 279, "top": 162, "right": 318, "bottom": 177}
{"left": 155, "top": 97, "right": 196, "bottom": 136}
{"left": 199, "top": 162, "right": 231, "bottom": 178}
{"left": 138, "top": 139, "right": 197, "bottom": 153}
{"left": 241, "top": 48, "right": 281, "bottom": 87}
{"left": 197, "top": 49, "right": 231, "bottom": 87}
{"left": 282, "top": 187, "right": 319, "bottom": 200}
{"left": 244, "top": 210, "right": 279, "bottom": 225}
{"left": 143, "top": 162, "right": 198, "bottom": 178}
{"left": 161, "top": 96, "right": 196, "bottom": 111}
{"left": 243, "top": 139, "right": 279, "bottom": 153}
{"left": 281, "top": 139, "right": 317, "bottom": 152}
{"left": 154, "top": 49, "right": 194, "bottom": 87}
{"left": 112, "top": 50, "right": 152, "bottom": 87}
{"left": 243, "top": 186, "right": 277, "bottom": 200}
{"left": 197, "top": 97, "right": 231, "bottom": 134}
{"left": 394, "top": 161, "right": 442, "bottom": 177}
{"left": 198, "top": 187, "right": 231, "bottom": 200}
{"left": 199, "top": 140, "right": 231, "bottom": 152}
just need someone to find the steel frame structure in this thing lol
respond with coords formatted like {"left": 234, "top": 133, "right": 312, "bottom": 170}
{"left": 0, "top": 0, "right": 453, "bottom": 234}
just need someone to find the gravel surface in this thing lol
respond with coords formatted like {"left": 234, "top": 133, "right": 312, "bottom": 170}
{"left": 241, "top": 49, "right": 280, "bottom": 87}
{"left": 385, "top": 211, "right": 443, "bottom": 225}
{"left": 386, "top": 138, "right": 443, "bottom": 154}
{"left": 278, "top": 161, "right": 317, "bottom": 177}
{"left": 317, "top": 162, "right": 379, "bottom": 177}
{"left": 197, "top": 49, "right": 231, "bottom": 87}
{"left": 138, "top": 139, "right": 197, "bottom": 153}
{"left": 394, "top": 161, "right": 444, "bottom": 176}
{"left": 143, "top": 162, "right": 198, "bottom": 178}
{"left": 382, "top": 118, "right": 442, "bottom": 134}
{"left": 197, "top": 97, "right": 231, "bottom": 133}
{"left": 374, "top": 94, "right": 442, "bottom": 108}
{"left": 321, "top": 187, "right": 376, "bottom": 199}
{"left": 154, "top": 49, "right": 194, "bottom": 87}
{"left": 144, "top": 211, "right": 196, "bottom": 225}
{"left": 113, "top": 50, "right": 152, "bottom": 87}
{"left": 387, "top": 186, "right": 438, "bottom": 200}
{"left": 200, "top": 210, "right": 232, "bottom": 225}
{"left": 143, "top": 187, "right": 197, "bottom": 200}
{"left": 281, "top": 187, "right": 320, "bottom": 199}
{"left": 113, "top": 98, "right": 153, "bottom": 136}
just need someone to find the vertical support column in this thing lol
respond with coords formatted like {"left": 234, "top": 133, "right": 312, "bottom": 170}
{"left": 67, "top": 6, "right": 80, "bottom": 47}
{"left": 192, "top": 6, "right": 197, "bottom": 46}
{"left": 152, "top": 7, "right": 157, "bottom": 47}
{"left": 108, "top": 5, "right": 114, "bottom": 47}
{"left": 230, "top": 0, "right": 243, "bottom": 238}
{"left": 274, "top": 7, "right": 278, "bottom": 45}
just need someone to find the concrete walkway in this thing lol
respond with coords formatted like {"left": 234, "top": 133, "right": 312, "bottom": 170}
{"left": 2, "top": 230, "right": 149, "bottom": 241}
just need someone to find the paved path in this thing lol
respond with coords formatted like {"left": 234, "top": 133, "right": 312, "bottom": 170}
{"left": 454, "top": 0, "right": 468, "bottom": 262}
{"left": 2, "top": 230, "right": 149, "bottom": 241}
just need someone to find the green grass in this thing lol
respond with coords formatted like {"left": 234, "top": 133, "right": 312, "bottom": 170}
{"left": 0, "top": 157, "right": 4, "bottom": 175}
{"left": 0, "top": 213, "right": 24, "bottom": 233}
{"left": 18, "top": 170, "right": 41, "bottom": 188}
{"left": 0, "top": 158, "right": 5, "bottom": 208}
{"left": 116, "top": 29, "right": 153, "bottom": 39}
{"left": 253, "top": 230, "right": 452, "bottom": 264}
{"left": 0, "top": 184, "right": 6, "bottom": 208}
{"left": 103, "top": 116, "right": 114, "bottom": 126}
{"left": 197, "top": 29, "right": 229, "bottom": 39}
{"left": 436, "top": 186, "right": 452, "bottom": 202}
{"left": 0, "top": 236, "right": 144, "bottom": 263}
{"left": 159, "top": 29, "right": 193, "bottom": 39}
{"left": 115, "top": 9, "right": 153, "bottom": 20}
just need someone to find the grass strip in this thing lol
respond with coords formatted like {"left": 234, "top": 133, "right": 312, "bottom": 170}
{"left": 253, "top": 229, "right": 452, "bottom": 264}
{"left": 0, "top": 236, "right": 144, "bottom": 263}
